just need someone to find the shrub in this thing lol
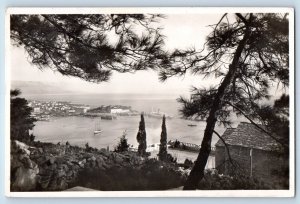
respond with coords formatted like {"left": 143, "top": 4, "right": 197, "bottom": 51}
{"left": 183, "top": 159, "right": 194, "bottom": 169}
{"left": 10, "top": 89, "right": 36, "bottom": 143}
{"left": 197, "top": 169, "right": 270, "bottom": 190}
{"left": 73, "top": 158, "right": 185, "bottom": 191}
{"left": 114, "top": 131, "right": 130, "bottom": 153}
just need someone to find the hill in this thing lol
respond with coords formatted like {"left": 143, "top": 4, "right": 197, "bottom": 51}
{"left": 11, "top": 81, "right": 77, "bottom": 95}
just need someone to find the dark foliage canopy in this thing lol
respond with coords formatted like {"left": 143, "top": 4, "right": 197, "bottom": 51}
{"left": 115, "top": 130, "right": 130, "bottom": 152}
{"left": 163, "top": 13, "right": 290, "bottom": 128}
{"left": 11, "top": 14, "right": 168, "bottom": 83}
{"left": 10, "top": 89, "right": 36, "bottom": 142}
{"left": 256, "top": 94, "right": 289, "bottom": 147}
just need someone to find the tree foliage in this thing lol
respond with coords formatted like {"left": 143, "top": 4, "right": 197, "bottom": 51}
{"left": 115, "top": 130, "right": 130, "bottom": 152}
{"left": 256, "top": 94, "right": 289, "bottom": 148}
{"left": 137, "top": 114, "right": 147, "bottom": 156}
{"left": 166, "top": 13, "right": 289, "bottom": 127}
{"left": 158, "top": 115, "right": 168, "bottom": 161}
{"left": 10, "top": 89, "right": 37, "bottom": 142}
{"left": 10, "top": 14, "right": 168, "bottom": 83}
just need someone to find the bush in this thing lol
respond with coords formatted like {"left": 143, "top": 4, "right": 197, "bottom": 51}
{"left": 197, "top": 169, "right": 270, "bottom": 190}
{"left": 10, "top": 89, "right": 36, "bottom": 143}
{"left": 114, "top": 131, "right": 130, "bottom": 152}
{"left": 73, "top": 158, "right": 186, "bottom": 191}
{"left": 183, "top": 159, "right": 193, "bottom": 169}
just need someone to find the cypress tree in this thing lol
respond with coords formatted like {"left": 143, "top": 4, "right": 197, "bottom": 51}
{"left": 137, "top": 113, "right": 147, "bottom": 156}
{"left": 158, "top": 115, "right": 168, "bottom": 161}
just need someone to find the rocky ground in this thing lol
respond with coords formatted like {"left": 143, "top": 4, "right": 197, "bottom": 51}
{"left": 10, "top": 140, "right": 187, "bottom": 191}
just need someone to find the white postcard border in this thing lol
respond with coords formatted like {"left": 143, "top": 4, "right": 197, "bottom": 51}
{"left": 5, "top": 7, "right": 295, "bottom": 197}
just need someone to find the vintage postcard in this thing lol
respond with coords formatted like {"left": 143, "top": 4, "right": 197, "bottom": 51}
{"left": 5, "top": 7, "right": 294, "bottom": 197}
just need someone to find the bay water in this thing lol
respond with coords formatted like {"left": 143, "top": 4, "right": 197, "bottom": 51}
{"left": 24, "top": 93, "right": 230, "bottom": 164}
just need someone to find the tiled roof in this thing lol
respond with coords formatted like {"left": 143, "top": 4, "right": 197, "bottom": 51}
{"left": 215, "top": 128, "right": 235, "bottom": 147}
{"left": 215, "top": 122, "right": 281, "bottom": 151}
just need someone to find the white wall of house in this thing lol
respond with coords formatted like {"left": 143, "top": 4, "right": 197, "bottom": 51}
{"left": 110, "top": 109, "right": 130, "bottom": 114}
{"left": 33, "top": 107, "right": 40, "bottom": 113}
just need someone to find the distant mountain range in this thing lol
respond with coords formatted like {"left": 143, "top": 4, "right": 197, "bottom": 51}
{"left": 11, "top": 81, "right": 77, "bottom": 95}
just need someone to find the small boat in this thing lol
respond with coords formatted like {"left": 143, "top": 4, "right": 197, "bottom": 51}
{"left": 188, "top": 124, "right": 197, "bottom": 127}
{"left": 94, "top": 120, "right": 102, "bottom": 135}
{"left": 94, "top": 130, "right": 102, "bottom": 134}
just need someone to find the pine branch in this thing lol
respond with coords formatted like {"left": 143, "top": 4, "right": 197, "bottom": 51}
{"left": 226, "top": 101, "right": 288, "bottom": 149}
{"left": 213, "top": 130, "right": 235, "bottom": 167}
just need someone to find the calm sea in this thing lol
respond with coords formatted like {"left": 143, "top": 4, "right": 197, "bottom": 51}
{"left": 24, "top": 93, "right": 234, "bottom": 163}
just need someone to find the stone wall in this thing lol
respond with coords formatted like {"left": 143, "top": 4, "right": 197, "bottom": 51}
{"left": 10, "top": 140, "right": 145, "bottom": 191}
{"left": 215, "top": 146, "right": 225, "bottom": 173}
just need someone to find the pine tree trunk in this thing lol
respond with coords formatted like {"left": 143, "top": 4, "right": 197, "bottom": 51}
{"left": 183, "top": 21, "right": 251, "bottom": 190}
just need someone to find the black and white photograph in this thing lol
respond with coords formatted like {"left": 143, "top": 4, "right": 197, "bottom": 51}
{"left": 5, "top": 7, "right": 294, "bottom": 197}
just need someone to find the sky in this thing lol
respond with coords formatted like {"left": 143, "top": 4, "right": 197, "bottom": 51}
{"left": 10, "top": 13, "right": 285, "bottom": 98}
